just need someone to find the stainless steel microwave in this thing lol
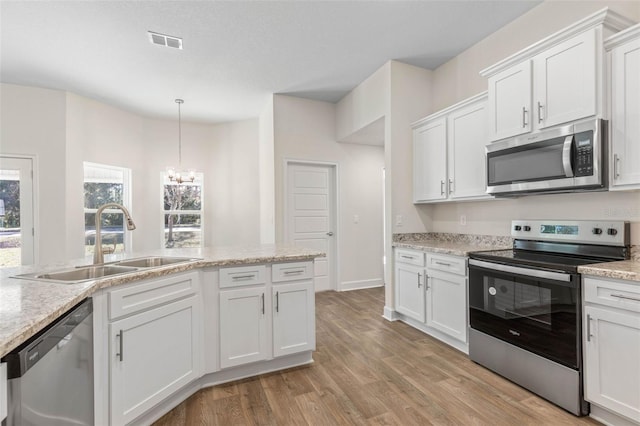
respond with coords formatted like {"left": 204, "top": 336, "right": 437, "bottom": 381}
{"left": 486, "top": 119, "right": 606, "bottom": 197}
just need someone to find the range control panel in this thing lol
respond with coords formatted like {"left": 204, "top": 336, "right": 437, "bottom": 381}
{"left": 511, "top": 220, "right": 630, "bottom": 246}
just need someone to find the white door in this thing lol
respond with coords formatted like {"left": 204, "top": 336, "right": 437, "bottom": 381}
{"left": 0, "top": 156, "right": 35, "bottom": 266}
{"left": 395, "top": 263, "right": 425, "bottom": 322}
{"left": 286, "top": 162, "right": 335, "bottom": 292}
{"left": 413, "top": 118, "right": 447, "bottom": 202}
{"left": 533, "top": 29, "right": 597, "bottom": 129}
{"left": 219, "top": 287, "right": 269, "bottom": 368}
{"left": 487, "top": 60, "right": 532, "bottom": 141}
{"left": 584, "top": 305, "right": 640, "bottom": 422}
{"left": 426, "top": 270, "right": 467, "bottom": 343}
{"left": 273, "top": 281, "right": 315, "bottom": 357}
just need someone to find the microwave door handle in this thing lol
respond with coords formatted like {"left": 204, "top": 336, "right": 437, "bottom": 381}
{"left": 562, "top": 135, "right": 574, "bottom": 177}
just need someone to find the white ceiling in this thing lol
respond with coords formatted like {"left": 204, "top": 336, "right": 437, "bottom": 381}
{"left": 1, "top": 1, "right": 540, "bottom": 124}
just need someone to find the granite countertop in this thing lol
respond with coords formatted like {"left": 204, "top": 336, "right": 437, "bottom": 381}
{"left": 0, "top": 244, "right": 324, "bottom": 359}
{"left": 392, "top": 232, "right": 513, "bottom": 257}
{"left": 578, "top": 259, "right": 640, "bottom": 283}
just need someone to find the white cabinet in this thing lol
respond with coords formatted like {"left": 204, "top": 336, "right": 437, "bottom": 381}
{"left": 273, "top": 281, "right": 315, "bottom": 357}
{"left": 607, "top": 24, "right": 640, "bottom": 190}
{"left": 413, "top": 118, "right": 447, "bottom": 202}
{"left": 487, "top": 29, "right": 598, "bottom": 141}
{"left": 1, "top": 362, "right": 6, "bottom": 424}
{"left": 583, "top": 276, "right": 640, "bottom": 424}
{"left": 413, "top": 93, "right": 490, "bottom": 203}
{"left": 394, "top": 249, "right": 468, "bottom": 351}
{"left": 107, "top": 272, "right": 202, "bottom": 426}
{"left": 219, "top": 286, "right": 269, "bottom": 369}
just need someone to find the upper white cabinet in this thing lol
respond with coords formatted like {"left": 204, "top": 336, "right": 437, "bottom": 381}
{"left": 606, "top": 24, "right": 640, "bottom": 190}
{"left": 482, "top": 8, "right": 635, "bottom": 142}
{"left": 413, "top": 93, "right": 490, "bottom": 203}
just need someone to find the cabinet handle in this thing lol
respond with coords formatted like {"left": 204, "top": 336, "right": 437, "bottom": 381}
{"left": 586, "top": 314, "right": 592, "bottom": 342}
{"left": 116, "top": 330, "right": 124, "bottom": 362}
{"left": 611, "top": 293, "right": 640, "bottom": 302}
{"left": 261, "top": 293, "right": 265, "bottom": 315}
{"left": 614, "top": 154, "right": 620, "bottom": 179}
{"left": 283, "top": 270, "right": 304, "bottom": 275}
{"left": 448, "top": 179, "right": 453, "bottom": 194}
{"left": 232, "top": 274, "right": 255, "bottom": 280}
{"left": 401, "top": 255, "right": 414, "bottom": 260}
{"left": 426, "top": 275, "right": 430, "bottom": 290}
{"left": 537, "top": 101, "right": 543, "bottom": 123}
{"left": 435, "top": 261, "right": 451, "bottom": 267}
{"left": 417, "top": 273, "right": 422, "bottom": 288}
{"left": 276, "top": 292, "right": 280, "bottom": 313}
{"left": 440, "top": 180, "right": 445, "bottom": 195}
{"left": 522, "top": 107, "right": 528, "bottom": 128}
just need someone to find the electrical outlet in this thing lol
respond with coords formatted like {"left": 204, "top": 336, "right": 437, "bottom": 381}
{"left": 353, "top": 214, "right": 359, "bottom": 224}
{"left": 460, "top": 215, "right": 467, "bottom": 226}
{"left": 395, "top": 215, "right": 403, "bottom": 226}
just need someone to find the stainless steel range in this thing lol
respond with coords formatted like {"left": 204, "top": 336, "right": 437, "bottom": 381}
{"left": 468, "top": 220, "right": 630, "bottom": 416}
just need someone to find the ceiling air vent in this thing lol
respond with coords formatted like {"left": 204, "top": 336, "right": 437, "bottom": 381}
{"left": 148, "top": 31, "right": 183, "bottom": 49}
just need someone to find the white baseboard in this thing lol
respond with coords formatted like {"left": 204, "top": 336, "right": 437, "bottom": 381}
{"left": 590, "top": 404, "right": 640, "bottom": 426}
{"left": 383, "top": 305, "right": 398, "bottom": 321}
{"left": 340, "top": 278, "right": 383, "bottom": 292}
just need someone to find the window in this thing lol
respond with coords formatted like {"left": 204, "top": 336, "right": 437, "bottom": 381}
{"left": 163, "top": 173, "right": 203, "bottom": 248}
{"left": 84, "top": 162, "right": 132, "bottom": 256}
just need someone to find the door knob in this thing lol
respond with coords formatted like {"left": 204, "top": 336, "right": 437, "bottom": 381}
{"left": 326, "top": 232, "right": 334, "bottom": 236}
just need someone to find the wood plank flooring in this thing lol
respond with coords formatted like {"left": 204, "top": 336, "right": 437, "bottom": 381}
{"left": 154, "top": 287, "right": 600, "bottom": 425}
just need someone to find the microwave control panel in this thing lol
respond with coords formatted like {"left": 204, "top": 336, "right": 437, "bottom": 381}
{"left": 574, "top": 131, "right": 593, "bottom": 177}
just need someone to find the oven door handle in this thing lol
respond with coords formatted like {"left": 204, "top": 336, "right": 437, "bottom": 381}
{"left": 562, "top": 135, "right": 574, "bottom": 178}
{"left": 469, "top": 259, "right": 571, "bottom": 282}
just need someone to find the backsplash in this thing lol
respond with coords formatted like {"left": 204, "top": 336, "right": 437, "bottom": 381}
{"left": 393, "top": 232, "right": 513, "bottom": 248}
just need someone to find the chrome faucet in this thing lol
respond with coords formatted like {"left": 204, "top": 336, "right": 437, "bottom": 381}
{"left": 93, "top": 203, "right": 136, "bottom": 265}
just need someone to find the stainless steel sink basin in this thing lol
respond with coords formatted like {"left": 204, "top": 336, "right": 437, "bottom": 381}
{"left": 113, "top": 256, "right": 198, "bottom": 268}
{"left": 14, "top": 265, "right": 139, "bottom": 284}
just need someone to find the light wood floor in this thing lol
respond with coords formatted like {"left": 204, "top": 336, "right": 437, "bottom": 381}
{"left": 154, "top": 287, "right": 600, "bottom": 425}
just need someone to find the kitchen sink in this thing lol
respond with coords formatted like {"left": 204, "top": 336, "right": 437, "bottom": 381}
{"left": 113, "top": 256, "right": 199, "bottom": 268}
{"left": 14, "top": 265, "right": 139, "bottom": 284}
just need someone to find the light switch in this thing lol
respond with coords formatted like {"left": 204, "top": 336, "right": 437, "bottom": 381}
{"left": 460, "top": 215, "right": 467, "bottom": 226}
{"left": 353, "top": 214, "right": 359, "bottom": 224}
{"left": 395, "top": 215, "right": 403, "bottom": 226}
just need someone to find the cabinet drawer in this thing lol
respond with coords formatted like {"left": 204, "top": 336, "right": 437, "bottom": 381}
{"left": 395, "top": 249, "right": 425, "bottom": 267}
{"left": 272, "top": 261, "right": 313, "bottom": 282}
{"left": 219, "top": 265, "right": 266, "bottom": 288}
{"left": 108, "top": 271, "right": 199, "bottom": 320}
{"left": 427, "top": 253, "right": 467, "bottom": 276}
{"left": 584, "top": 277, "right": 640, "bottom": 313}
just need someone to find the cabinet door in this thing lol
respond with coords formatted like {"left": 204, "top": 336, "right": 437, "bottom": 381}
{"left": 395, "top": 262, "right": 425, "bottom": 322}
{"left": 426, "top": 270, "right": 467, "bottom": 343}
{"left": 487, "top": 60, "right": 532, "bottom": 141}
{"left": 584, "top": 305, "right": 640, "bottom": 422}
{"left": 413, "top": 118, "right": 447, "bottom": 202}
{"left": 273, "top": 281, "right": 315, "bottom": 357}
{"left": 534, "top": 29, "right": 597, "bottom": 129}
{"left": 110, "top": 296, "right": 201, "bottom": 425}
{"left": 447, "top": 97, "right": 490, "bottom": 200}
{"left": 219, "top": 287, "right": 269, "bottom": 369}
{"left": 611, "top": 36, "right": 640, "bottom": 188}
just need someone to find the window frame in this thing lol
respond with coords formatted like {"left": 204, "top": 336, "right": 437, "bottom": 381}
{"left": 83, "top": 162, "right": 132, "bottom": 256}
{"left": 161, "top": 172, "right": 204, "bottom": 249}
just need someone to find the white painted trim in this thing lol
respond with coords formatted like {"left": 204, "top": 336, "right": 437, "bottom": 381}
{"left": 395, "top": 312, "right": 469, "bottom": 354}
{"left": 382, "top": 305, "right": 398, "bottom": 321}
{"left": 340, "top": 278, "right": 383, "bottom": 292}
{"left": 590, "top": 404, "right": 640, "bottom": 426}
{"left": 283, "top": 159, "right": 339, "bottom": 292}
{"left": 605, "top": 23, "right": 640, "bottom": 50}
{"left": 411, "top": 91, "right": 488, "bottom": 128}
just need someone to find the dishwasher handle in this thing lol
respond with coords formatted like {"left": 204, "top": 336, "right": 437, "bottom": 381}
{"left": 1, "top": 298, "right": 93, "bottom": 379}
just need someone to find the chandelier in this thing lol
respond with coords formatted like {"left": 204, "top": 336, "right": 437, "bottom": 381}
{"left": 167, "top": 99, "right": 195, "bottom": 184}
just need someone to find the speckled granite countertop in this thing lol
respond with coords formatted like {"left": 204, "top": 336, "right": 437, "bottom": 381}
{"left": 392, "top": 232, "right": 513, "bottom": 257}
{"left": 0, "top": 245, "right": 324, "bottom": 358}
{"left": 578, "top": 245, "right": 640, "bottom": 283}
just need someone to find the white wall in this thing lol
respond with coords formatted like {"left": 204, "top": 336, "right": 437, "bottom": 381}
{"left": 258, "top": 97, "right": 276, "bottom": 244}
{"left": 1, "top": 84, "right": 68, "bottom": 264}
{"left": 425, "top": 0, "right": 640, "bottom": 245}
{"left": 273, "top": 95, "right": 385, "bottom": 290}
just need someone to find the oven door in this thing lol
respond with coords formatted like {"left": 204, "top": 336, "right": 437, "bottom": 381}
{"left": 468, "top": 259, "right": 581, "bottom": 369}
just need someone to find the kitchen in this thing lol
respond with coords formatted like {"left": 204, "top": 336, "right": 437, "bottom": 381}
{"left": 1, "top": 0, "right": 640, "bottom": 425}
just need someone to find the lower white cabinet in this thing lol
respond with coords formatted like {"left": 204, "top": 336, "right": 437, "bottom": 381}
{"left": 219, "top": 286, "right": 269, "bottom": 369}
{"left": 273, "top": 281, "right": 315, "bottom": 357}
{"left": 426, "top": 269, "right": 467, "bottom": 343}
{"left": 583, "top": 276, "right": 640, "bottom": 424}
{"left": 394, "top": 248, "right": 468, "bottom": 351}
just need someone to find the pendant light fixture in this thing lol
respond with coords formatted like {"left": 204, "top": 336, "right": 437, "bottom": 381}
{"left": 167, "top": 98, "right": 195, "bottom": 184}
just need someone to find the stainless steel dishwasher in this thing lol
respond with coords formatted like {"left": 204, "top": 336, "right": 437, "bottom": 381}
{"left": 1, "top": 298, "right": 93, "bottom": 426}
